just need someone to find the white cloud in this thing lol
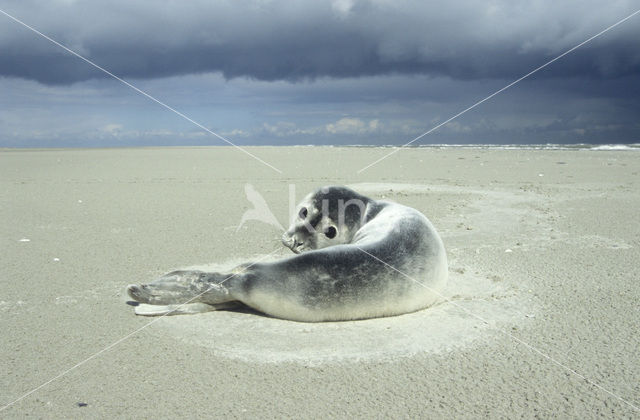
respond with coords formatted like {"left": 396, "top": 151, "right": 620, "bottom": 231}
{"left": 100, "top": 124, "right": 123, "bottom": 134}
{"left": 325, "top": 118, "right": 382, "bottom": 135}
{"left": 261, "top": 122, "right": 322, "bottom": 137}
{"left": 331, "top": 0, "right": 355, "bottom": 18}
{"left": 443, "top": 121, "right": 472, "bottom": 133}
{"left": 221, "top": 129, "right": 250, "bottom": 137}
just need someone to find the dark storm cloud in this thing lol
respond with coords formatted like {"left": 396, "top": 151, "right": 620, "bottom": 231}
{"left": 1, "top": 0, "right": 639, "bottom": 85}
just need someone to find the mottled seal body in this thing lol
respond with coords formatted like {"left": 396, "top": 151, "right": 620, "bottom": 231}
{"left": 127, "top": 186, "right": 447, "bottom": 322}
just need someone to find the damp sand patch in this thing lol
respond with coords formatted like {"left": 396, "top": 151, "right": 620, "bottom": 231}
{"left": 139, "top": 183, "right": 546, "bottom": 364}
{"left": 140, "top": 255, "right": 534, "bottom": 365}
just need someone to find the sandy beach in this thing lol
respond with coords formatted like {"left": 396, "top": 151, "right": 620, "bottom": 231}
{"left": 1, "top": 146, "right": 638, "bottom": 418}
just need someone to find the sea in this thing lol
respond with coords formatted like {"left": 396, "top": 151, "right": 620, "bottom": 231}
{"left": 337, "top": 143, "right": 640, "bottom": 151}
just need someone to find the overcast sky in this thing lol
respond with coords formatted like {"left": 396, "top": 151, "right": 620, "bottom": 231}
{"left": 1, "top": 0, "right": 639, "bottom": 147}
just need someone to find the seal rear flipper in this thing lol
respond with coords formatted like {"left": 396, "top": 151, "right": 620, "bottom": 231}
{"left": 133, "top": 301, "right": 241, "bottom": 316}
{"left": 127, "top": 271, "right": 233, "bottom": 305}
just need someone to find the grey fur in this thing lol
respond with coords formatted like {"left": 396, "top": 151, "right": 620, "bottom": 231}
{"left": 127, "top": 186, "right": 447, "bottom": 322}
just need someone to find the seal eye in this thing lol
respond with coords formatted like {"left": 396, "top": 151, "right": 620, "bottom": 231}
{"left": 298, "top": 207, "right": 308, "bottom": 219}
{"left": 324, "top": 226, "right": 337, "bottom": 239}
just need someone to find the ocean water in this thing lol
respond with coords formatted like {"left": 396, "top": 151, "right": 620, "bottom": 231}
{"left": 336, "top": 143, "right": 640, "bottom": 151}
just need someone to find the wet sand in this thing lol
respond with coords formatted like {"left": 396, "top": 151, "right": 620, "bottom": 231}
{"left": 1, "top": 147, "right": 638, "bottom": 417}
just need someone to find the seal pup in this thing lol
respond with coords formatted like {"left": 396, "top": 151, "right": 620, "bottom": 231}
{"left": 127, "top": 186, "right": 448, "bottom": 322}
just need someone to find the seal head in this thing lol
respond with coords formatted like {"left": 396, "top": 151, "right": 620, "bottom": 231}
{"left": 282, "top": 186, "right": 371, "bottom": 253}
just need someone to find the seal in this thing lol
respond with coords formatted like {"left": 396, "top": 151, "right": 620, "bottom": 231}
{"left": 127, "top": 186, "right": 448, "bottom": 322}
